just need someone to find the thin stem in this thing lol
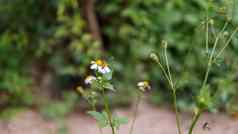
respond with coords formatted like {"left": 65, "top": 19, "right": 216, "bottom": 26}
{"left": 214, "top": 26, "right": 238, "bottom": 61}
{"left": 172, "top": 90, "right": 182, "bottom": 134}
{"left": 92, "top": 104, "right": 103, "bottom": 134}
{"left": 78, "top": 88, "right": 104, "bottom": 134}
{"left": 202, "top": 37, "right": 217, "bottom": 88}
{"left": 102, "top": 89, "right": 116, "bottom": 134}
{"left": 189, "top": 27, "right": 220, "bottom": 134}
{"left": 188, "top": 21, "right": 229, "bottom": 134}
{"left": 187, "top": 24, "right": 237, "bottom": 134}
{"left": 210, "top": 24, "right": 217, "bottom": 38}
{"left": 164, "top": 45, "right": 173, "bottom": 86}
{"left": 202, "top": 22, "right": 228, "bottom": 87}
{"left": 129, "top": 91, "right": 142, "bottom": 134}
{"left": 188, "top": 110, "right": 202, "bottom": 134}
{"left": 158, "top": 42, "right": 182, "bottom": 134}
{"left": 205, "top": 13, "right": 209, "bottom": 53}
{"left": 155, "top": 60, "right": 173, "bottom": 87}
{"left": 156, "top": 61, "right": 182, "bottom": 134}
{"left": 202, "top": 62, "right": 212, "bottom": 88}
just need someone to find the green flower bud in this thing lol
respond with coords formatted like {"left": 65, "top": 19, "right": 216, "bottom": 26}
{"left": 150, "top": 53, "right": 159, "bottom": 62}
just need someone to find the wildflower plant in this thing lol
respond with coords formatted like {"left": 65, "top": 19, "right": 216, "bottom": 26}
{"left": 77, "top": 59, "right": 128, "bottom": 134}
{"left": 150, "top": 41, "right": 183, "bottom": 134}
{"left": 76, "top": 1, "right": 238, "bottom": 134}
{"left": 149, "top": 15, "right": 238, "bottom": 134}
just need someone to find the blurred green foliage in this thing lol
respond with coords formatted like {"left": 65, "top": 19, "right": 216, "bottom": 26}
{"left": 98, "top": 0, "right": 238, "bottom": 112}
{"left": 0, "top": 0, "right": 238, "bottom": 113}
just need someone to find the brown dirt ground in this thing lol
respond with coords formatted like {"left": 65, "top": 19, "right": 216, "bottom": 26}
{"left": 0, "top": 102, "right": 238, "bottom": 134}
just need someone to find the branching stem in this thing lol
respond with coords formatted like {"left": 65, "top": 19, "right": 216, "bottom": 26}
{"left": 188, "top": 110, "right": 202, "bottom": 134}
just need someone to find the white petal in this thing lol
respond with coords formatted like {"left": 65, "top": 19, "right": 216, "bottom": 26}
{"left": 84, "top": 79, "right": 90, "bottom": 84}
{"left": 104, "top": 67, "right": 111, "bottom": 73}
{"left": 84, "top": 76, "right": 96, "bottom": 84}
{"left": 137, "top": 82, "right": 144, "bottom": 87}
{"left": 91, "top": 61, "right": 95, "bottom": 64}
{"left": 99, "top": 68, "right": 106, "bottom": 74}
{"left": 97, "top": 66, "right": 103, "bottom": 73}
{"left": 90, "top": 64, "right": 98, "bottom": 70}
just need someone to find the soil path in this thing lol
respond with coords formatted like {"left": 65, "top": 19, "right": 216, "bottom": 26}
{"left": 1, "top": 102, "right": 238, "bottom": 134}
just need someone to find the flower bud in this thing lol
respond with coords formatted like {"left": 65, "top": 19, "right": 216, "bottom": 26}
{"left": 223, "top": 31, "right": 229, "bottom": 37}
{"left": 209, "top": 19, "right": 214, "bottom": 25}
{"left": 76, "top": 86, "right": 84, "bottom": 95}
{"left": 150, "top": 53, "right": 159, "bottom": 62}
{"left": 137, "top": 81, "right": 151, "bottom": 92}
{"left": 162, "top": 40, "right": 168, "bottom": 48}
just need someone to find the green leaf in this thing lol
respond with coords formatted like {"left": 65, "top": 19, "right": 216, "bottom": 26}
{"left": 113, "top": 116, "right": 129, "bottom": 129}
{"left": 87, "top": 111, "right": 109, "bottom": 128}
{"left": 103, "top": 82, "right": 115, "bottom": 91}
{"left": 116, "top": 117, "right": 128, "bottom": 124}
{"left": 87, "top": 111, "right": 104, "bottom": 121}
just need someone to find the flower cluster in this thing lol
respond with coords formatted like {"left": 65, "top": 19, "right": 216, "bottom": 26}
{"left": 77, "top": 59, "right": 115, "bottom": 110}
{"left": 137, "top": 81, "right": 151, "bottom": 92}
{"left": 84, "top": 59, "right": 112, "bottom": 85}
{"left": 90, "top": 59, "right": 111, "bottom": 74}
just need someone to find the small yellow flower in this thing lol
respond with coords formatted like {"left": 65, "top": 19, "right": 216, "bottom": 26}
{"left": 137, "top": 81, "right": 151, "bottom": 92}
{"left": 90, "top": 59, "right": 111, "bottom": 74}
{"left": 84, "top": 75, "right": 97, "bottom": 84}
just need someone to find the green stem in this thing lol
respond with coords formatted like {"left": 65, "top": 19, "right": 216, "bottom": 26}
{"left": 155, "top": 60, "right": 172, "bottom": 86}
{"left": 172, "top": 90, "right": 182, "bottom": 134}
{"left": 202, "top": 62, "right": 212, "bottom": 88}
{"left": 129, "top": 92, "right": 142, "bottom": 134}
{"left": 188, "top": 18, "right": 229, "bottom": 134}
{"left": 155, "top": 42, "right": 182, "bottom": 134}
{"left": 205, "top": 13, "right": 209, "bottom": 53}
{"left": 164, "top": 43, "right": 182, "bottom": 134}
{"left": 92, "top": 104, "right": 103, "bottom": 134}
{"left": 188, "top": 110, "right": 202, "bottom": 134}
{"left": 214, "top": 26, "right": 238, "bottom": 61}
{"left": 164, "top": 45, "right": 173, "bottom": 83}
{"left": 202, "top": 21, "right": 228, "bottom": 87}
{"left": 102, "top": 89, "right": 116, "bottom": 134}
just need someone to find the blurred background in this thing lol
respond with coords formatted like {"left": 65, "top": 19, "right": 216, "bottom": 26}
{"left": 0, "top": 0, "right": 238, "bottom": 133}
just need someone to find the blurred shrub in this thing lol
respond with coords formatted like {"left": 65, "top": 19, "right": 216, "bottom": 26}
{"left": 0, "top": 0, "right": 238, "bottom": 113}
{"left": 0, "top": 0, "right": 102, "bottom": 108}
{"left": 40, "top": 92, "right": 78, "bottom": 120}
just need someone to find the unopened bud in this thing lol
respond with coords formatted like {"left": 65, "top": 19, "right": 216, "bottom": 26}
{"left": 162, "top": 40, "right": 168, "bottom": 48}
{"left": 150, "top": 53, "right": 159, "bottom": 62}
{"left": 209, "top": 19, "right": 214, "bottom": 25}
{"left": 76, "top": 86, "right": 84, "bottom": 95}
{"left": 223, "top": 31, "right": 229, "bottom": 37}
{"left": 226, "top": 16, "right": 232, "bottom": 22}
{"left": 193, "top": 107, "right": 199, "bottom": 115}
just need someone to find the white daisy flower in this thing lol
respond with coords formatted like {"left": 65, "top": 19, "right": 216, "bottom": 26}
{"left": 84, "top": 75, "right": 97, "bottom": 85}
{"left": 137, "top": 81, "right": 151, "bottom": 92}
{"left": 90, "top": 59, "right": 111, "bottom": 74}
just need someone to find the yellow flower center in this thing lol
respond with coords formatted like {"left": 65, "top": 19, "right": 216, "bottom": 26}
{"left": 95, "top": 59, "right": 108, "bottom": 67}
{"left": 143, "top": 81, "right": 149, "bottom": 86}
